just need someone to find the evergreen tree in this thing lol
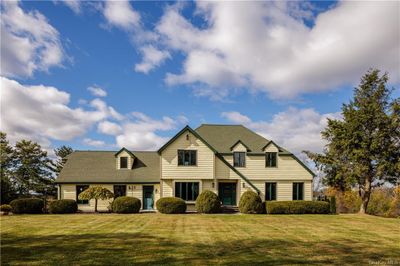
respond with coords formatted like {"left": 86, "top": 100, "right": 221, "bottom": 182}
{"left": 0, "top": 132, "right": 17, "bottom": 203}
{"left": 12, "top": 140, "right": 55, "bottom": 197}
{"left": 305, "top": 69, "right": 400, "bottom": 213}
{"left": 53, "top": 145, "right": 73, "bottom": 175}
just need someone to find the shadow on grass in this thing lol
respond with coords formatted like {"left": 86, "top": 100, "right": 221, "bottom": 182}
{"left": 2, "top": 232, "right": 398, "bottom": 266}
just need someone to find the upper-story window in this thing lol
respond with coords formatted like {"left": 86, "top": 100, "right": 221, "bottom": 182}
{"left": 265, "top": 152, "right": 277, "bottom": 167}
{"left": 120, "top": 157, "right": 128, "bottom": 169}
{"left": 233, "top": 152, "right": 246, "bottom": 167}
{"left": 178, "top": 150, "right": 197, "bottom": 166}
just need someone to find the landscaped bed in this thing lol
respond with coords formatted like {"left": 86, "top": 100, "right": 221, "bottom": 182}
{"left": 1, "top": 214, "right": 399, "bottom": 265}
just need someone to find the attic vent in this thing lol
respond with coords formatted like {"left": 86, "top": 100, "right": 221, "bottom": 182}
{"left": 186, "top": 134, "right": 189, "bottom": 141}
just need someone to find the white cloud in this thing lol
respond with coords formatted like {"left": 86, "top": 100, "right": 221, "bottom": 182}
{"left": 53, "top": 0, "right": 81, "bottom": 14}
{"left": 221, "top": 108, "right": 340, "bottom": 155}
{"left": 115, "top": 112, "right": 187, "bottom": 151}
{"left": 135, "top": 45, "right": 170, "bottom": 74}
{"left": 83, "top": 138, "right": 106, "bottom": 147}
{"left": 0, "top": 77, "right": 118, "bottom": 148}
{"left": 103, "top": 0, "right": 140, "bottom": 30}
{"left": 0, "top": 0, "right": 65, "bottom": 78}
{"left": 87, "top": 86, "right": 107, "bottom": 97}
{"left": 150, "top": 1, "right": 399, "bottom": 99}
{"left": 97, "top": 121, "right": 122, "bottom": 135}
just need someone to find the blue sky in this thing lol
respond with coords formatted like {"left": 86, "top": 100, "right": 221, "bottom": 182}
{"left": 1, "top": 1, "right": 398, "bottom": 156}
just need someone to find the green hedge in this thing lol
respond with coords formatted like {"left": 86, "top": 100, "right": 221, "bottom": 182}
{"left": 266, "top": 201, "right": 330, "bottom": 214}
{"left": 156, "top": 197, "right": 186, "bottom": 214}
{"left": 239, "top": 191, "right": 263, "bottom": 214}
{"left": 112, "top": 196, "right": 141, "bottom": 213}
{"left": 195, "top": 190, "right": 221, "bottom": 213}
{"left": 48, "top": 200, "right": 78, "bottom": 214}
{"left": 329, "top": 196, "right": 337, "bottom": 214}
{"left": 10, "top": 198, "right": 44, "bottom": 214}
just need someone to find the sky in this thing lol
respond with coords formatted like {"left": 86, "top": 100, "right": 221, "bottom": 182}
{"left": 1, "top": 0, "right": 399, "bottom": 160}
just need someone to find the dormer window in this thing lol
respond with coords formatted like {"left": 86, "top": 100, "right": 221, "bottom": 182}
{"left": 120, "top": 157, "right": 128, "bottom": 169}
{"left": 233, "top": 152, "right": 246, "bottom": 167}
{"left": 266, "top": 152, "right": 277, "bottom": 167}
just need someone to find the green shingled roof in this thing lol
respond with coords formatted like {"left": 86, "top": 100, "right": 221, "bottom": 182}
{"left": 56, "top": 151, "right": 160, "bottom": 184}
{"left": 195, "top": 124, "right": 272, "bottom": 154}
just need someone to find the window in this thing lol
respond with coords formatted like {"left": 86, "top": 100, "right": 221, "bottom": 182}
{"left": 293, "top": 182, "right": 304, "bottom": 200}
{"left": 76, "top": 185, "right": 89, "bottom": 204}
{"left": 120, "top": 157, "right": 128, "bottom": 169}
{"left": 233, "top": 152, "right": 246, "bottom": 167}
{"left": 114, "top": 185, "right": 126, "bottom": 198}
{"left": 265, "top": 182, "right": 277, "bottom": 201}
{"left": 175, "top": 182, "right": 199, "bottom": 201}
{"left": 266, "top": 152, "right": 277, "bottom": 167}
{"left": 177, "top": 150, "right": 197, "bottom": 166}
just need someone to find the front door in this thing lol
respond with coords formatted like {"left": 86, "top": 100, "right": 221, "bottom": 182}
{"left": 218, "top": 183, "right": 237, "bottom": 206}
{"left": 143, "top": 186, "right": 154, "bottom": 210}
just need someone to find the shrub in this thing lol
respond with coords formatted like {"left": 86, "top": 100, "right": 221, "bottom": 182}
{"left": 387, "top": 186, "right": 400, "bottom": 218}
{"left": 10, "top": 198, "right": 44, "bottom": 214}
{"left": 112, "top": 196, "right": 141, "bottom": 213}
{"left": 48, "top": 200, "right": 78, "bottom": 214}
{"left": 266, "top": 201, "right": 330, "bottom": 214}
{"left": 329, "top": 196, "right": 337, "bottom": 214}
{"left": 156, "top": 197, "right": 186, "bottom": 214}
{"left": 0, "top": 204, "right": 12, "bottom": 214}
{"left": 195, "top": 190, "right": 221, "bottom": 213}
{"left": 239, "top": 190, "right": 263, "bottom": 214}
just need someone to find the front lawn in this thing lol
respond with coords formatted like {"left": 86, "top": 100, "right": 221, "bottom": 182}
{"left": 1, "top": 214, "right": 399, "bottom": 265}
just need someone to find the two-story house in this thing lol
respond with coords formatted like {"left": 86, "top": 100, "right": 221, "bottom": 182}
{"left": 56, "top": 124, "right": 314, "bottom": 211}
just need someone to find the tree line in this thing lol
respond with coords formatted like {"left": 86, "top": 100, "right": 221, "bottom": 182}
{"left": 1, "top": 133, "right": 72, "bottom": 204}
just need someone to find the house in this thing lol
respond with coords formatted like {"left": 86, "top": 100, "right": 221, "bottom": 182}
{"left": 55, "top": 124, "right": 314, "bottom": 211}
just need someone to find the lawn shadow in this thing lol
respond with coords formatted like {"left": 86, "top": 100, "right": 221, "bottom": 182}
{"left": 2, "top": 232, "right": 398, "bottom": 265}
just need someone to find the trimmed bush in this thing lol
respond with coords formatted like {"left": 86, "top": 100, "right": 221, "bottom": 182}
{"left": 239, "top": 190, "right": 263, "bottom": 214}
{"left": 49, "top": 200, "right": 78, "bottom": 214}
{"left": 0, "top": 204, "right": 12, "bottom": 214}
{"left": 195, "top": 190, "right": 221, "bottom": 213}
{"left": 329, "top": 196, "right": 337, "bottom": 214}
{"left": 112, "top": 196, "right": 141, "bottom": 213}
{"left": 156, "top": 197, "right": 186, "bottom": 214}
{"left": 10, "top": 198, "right": 44, "bottom": 214}
{"left": 266, "top": 201, "right": 330, "bottom": 214}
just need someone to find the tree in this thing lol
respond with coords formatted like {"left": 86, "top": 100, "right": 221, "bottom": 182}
{"left": 52, "top": 146, "right": 73, "bottom": 175}
{"left": 12, "top": 140, "right": 55, "bottom": 197}
{"left": 0, "top": 132, "right": 17, "bottom": 204}
{"left": 78, "top": 187, "right": 114, "bottom": 212}
{"left": 305, "top": 69, "right": 400, "bottom": 214}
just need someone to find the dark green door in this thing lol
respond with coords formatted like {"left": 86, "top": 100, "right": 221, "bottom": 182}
{"left": 143, "top": 186, "right": 154, "bottom": 210}
{"left": 218, "top": 183, "right": 237, "bottom": 206}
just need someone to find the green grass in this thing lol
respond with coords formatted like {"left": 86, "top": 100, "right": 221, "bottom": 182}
{"left": 1, "top": 214, "right": 399, "bottom": 265}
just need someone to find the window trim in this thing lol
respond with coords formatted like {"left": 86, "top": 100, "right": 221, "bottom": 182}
{"left": 233, "top": 152, "right": 246, "bottom": 168}
{"left": 76, "top": 185, "right": 89, "bottom": 205}
{"left": 119, "top": 156, "right": 129, "bottom": 169}
{"left": 177, "top": 150, "right": 197, "bottom": 166}
{"left": 292, "top": 182, "right": 304, "bottom": 200}
{"left": 265, "top": 182, "right": 277, "bottom": 201}
{"left": 265, "top": 152, "right": 278, "bottom": 168}
{"left": 113, "top": 185, "right": 127, "bottom": 199}
{"left": 174, "top": 181, "right": 200, "bottom": 202}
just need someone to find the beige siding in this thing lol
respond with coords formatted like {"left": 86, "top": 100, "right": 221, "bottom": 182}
{"left": 232, "top": 142, "right": 247, "bottom": 152}
{"left": 60, "top": 184, "right": 76, "bottom": 200}
{"left": 161, "top": 131, "right": 214, "bottom": 180}
{"left": 116, "top": 150, "right": 134, "bottom": 169}
{"left": 215, "top": 155, "right": 313, "bottom": 181}
{"left": 161, "top": 180, "right": 173, "bottom": 197}
{"left": 264, "top": 143, "right": 279, "bottom": 152}
{"left": 202, "top": 180, "right": 217, "bottom": 194}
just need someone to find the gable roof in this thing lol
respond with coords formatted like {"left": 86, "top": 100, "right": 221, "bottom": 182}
{"left": 56, "top": 151, "right": 160, "bottom": 184}
{"left": 114, "top": 147, "right": 135, "bottom": 158}
{"left": 195, "top": 124, "right": 270, "bottom": 154}
{"left": 230, "top": 140, "right": 252, "bottom": 152}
